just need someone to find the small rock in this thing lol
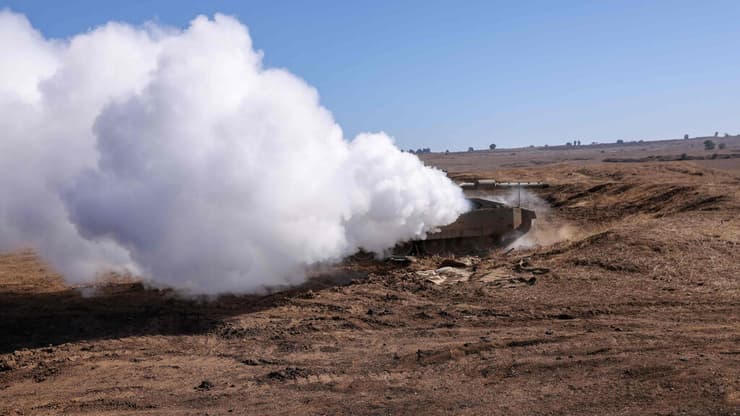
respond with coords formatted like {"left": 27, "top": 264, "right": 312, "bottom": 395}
{"left": 195, "top": 380, "right": 214, "bottom": 391}
{"left": 367, "top": 308, "right": 391, "bottom": 316}
{"left": 241, "top": 358, "right": 278, "bottom": 366}
{"left": 266, "top": 367, "right": 308, "bottom": 381}
{"left": 414, "top": 311, "right": 433, "bottom": 320}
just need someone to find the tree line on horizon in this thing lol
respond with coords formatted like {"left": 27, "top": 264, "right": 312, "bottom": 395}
{"left": 405, "top": 132, "right": 736, "bottom": 154}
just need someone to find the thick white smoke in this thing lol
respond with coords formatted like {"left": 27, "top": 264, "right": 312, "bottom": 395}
{"left": 0, "top": 11, "right": 468, "bottom": 293}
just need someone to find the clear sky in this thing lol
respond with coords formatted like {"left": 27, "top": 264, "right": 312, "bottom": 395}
{"left": 3, "top": 0, "right": 740, "bottom": 150}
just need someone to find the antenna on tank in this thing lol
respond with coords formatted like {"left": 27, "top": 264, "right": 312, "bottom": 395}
{"left": 518, "top": 183, "right": 521, "bottom": 207}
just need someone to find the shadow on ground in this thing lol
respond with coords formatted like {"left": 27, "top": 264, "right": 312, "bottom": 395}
{"left": 0, "top": 270, "right": 367, "bottom": 354}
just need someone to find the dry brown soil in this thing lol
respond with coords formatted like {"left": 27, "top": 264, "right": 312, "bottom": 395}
{"left": 1, "top": 138, "right": 739, "bottom": 415}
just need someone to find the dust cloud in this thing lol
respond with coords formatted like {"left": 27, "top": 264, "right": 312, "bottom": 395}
{"left": 487, "top": 188, "right": 578, "bottom": 250}
{"left": 0, "top": 11, "right": 469, "bottom": 293}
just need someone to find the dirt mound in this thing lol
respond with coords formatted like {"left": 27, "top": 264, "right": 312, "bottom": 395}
{"left": 544, "top": 179, "right": 735, "bottom": 223}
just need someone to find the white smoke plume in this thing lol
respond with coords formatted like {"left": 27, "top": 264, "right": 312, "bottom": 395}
{"left": 0, "top": 11, "right": 469, "bottom": 293}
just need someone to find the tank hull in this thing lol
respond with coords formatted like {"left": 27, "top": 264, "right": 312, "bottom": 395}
{"left": 394, "top": 198, "right": 536, "bottom": 255}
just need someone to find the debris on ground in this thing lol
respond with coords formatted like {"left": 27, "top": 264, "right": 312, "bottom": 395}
{"left": 513, "top": 257, "right": 550, "bottom": 275}
{"left": 387, "top": 255, "right": 415, "bottom": 266}
{"left": 439, "top": 256, "right": 478, "bottom": 268}
{"left": 417, "top": 267, "right": 472, "bottom": 285}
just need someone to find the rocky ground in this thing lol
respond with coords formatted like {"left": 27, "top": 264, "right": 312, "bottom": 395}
{"left": 1, "top": 140, "right": 739, "bottom": 415}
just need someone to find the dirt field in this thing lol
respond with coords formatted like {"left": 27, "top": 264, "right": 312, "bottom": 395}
{"left": 1, "top": 138, "right": 739, "bottom": 415}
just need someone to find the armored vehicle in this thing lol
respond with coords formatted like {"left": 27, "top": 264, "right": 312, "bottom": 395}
{"left": 395, "top": 197, "right": 536, "bottom": 255}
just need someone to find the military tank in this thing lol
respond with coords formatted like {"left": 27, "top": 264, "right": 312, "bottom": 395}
{"left": 394, "top": 197, "right": 536, "bottom": 255}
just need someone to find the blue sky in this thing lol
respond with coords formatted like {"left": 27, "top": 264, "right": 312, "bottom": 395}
{"left": 4, "top": 0, "right": 740, "bottom": 150}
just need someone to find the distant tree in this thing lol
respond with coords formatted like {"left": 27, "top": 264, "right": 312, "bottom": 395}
{"left": 489, "top": 143, "right": 496, "bottom": 150}
{"left": 704, "top": 139, "right": 716, "bottom": 150}
{"left": 680, "top": 153, "right": 688, "bottom": 160}
{"left": 445, "top": 149, "right": 450, "bottom": 153}
{"left": 468, "top": 147, "right": 475, "bottom": 152}
{"left": 724, "top": 133, "right": 730, "bottom": 137}
{"left": 544, "top": 144, "right": 549, "bottom": 148}
{"left": 684, "top": 134, "right": 690, "bottom": 140}
{"left": 529, "top": 145, "right": 535, "bottom": 148}
{"left": 718, "top": 143, "right": 727, "bottom": 150}
{"left": 714, "top": 131, "right": 719, "bottom": 137}
{"left": 408, "top": 149, "right": 415, "bottom": 154}
{"left": 616, "top": 139, "right": 624, "bottom": 144}
{"left": 566, "top": 142, "right": 573, "bottom": 147}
